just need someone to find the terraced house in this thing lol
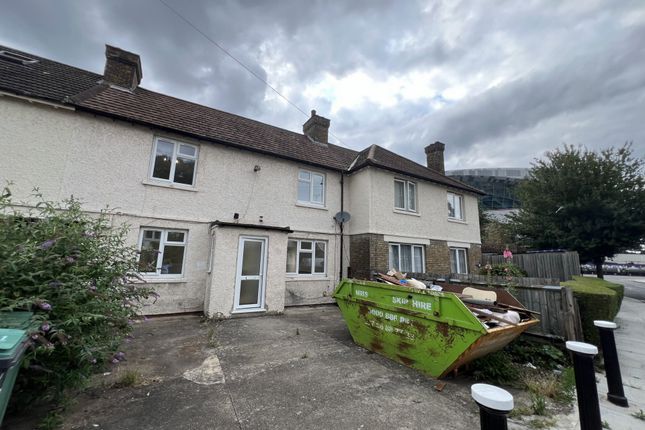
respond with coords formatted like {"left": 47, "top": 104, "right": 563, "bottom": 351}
{"left": 0, "top": 44, "right": 484, "bottom": 317}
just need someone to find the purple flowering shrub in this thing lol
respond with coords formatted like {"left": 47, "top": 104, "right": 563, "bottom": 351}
{"left": 0, "top": 188, "right": 154, "bottom": 405}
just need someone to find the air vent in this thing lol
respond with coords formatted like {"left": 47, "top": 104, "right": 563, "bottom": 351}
{"left": 0, "top": 50, "right": 39, "bottom": 65}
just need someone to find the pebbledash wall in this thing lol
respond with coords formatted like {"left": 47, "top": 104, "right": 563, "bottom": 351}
{"left": 346, "top": 167, "right": 481, "bottom": 279}
{"left": 0, "top": 95, "right": 344, "bottom": 316}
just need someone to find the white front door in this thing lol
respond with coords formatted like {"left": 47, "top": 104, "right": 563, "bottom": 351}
{"left": 234, "top": 236, "right": 267, "bottom": 311}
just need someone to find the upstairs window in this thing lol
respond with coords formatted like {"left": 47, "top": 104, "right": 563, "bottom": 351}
{"left": 286, "top": 239, "right": 326, "bottom": 275}
{"left": 447, "top": 192, "right": 464, "bottom": 220}
{"left": 150, "top": 137, "right": 198, "bottom": 186}
{"left": 389, "top": 243, "right": 425, "bottom": 273}
{"left": 394, "top": 179, "right": 417, "bottom": 212}
{"left": 298, "top": 170, "right": 325, "bottom": 206}
{"left": 138, "top": 229, "right": 187, "bottom": 276}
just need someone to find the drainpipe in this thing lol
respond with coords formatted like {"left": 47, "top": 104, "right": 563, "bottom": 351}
{"left": 339, "top": 173, "right": 345, "bottom": 282}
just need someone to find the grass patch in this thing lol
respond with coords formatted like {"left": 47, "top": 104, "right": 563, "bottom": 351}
{"left": 113, "top": 370, "right": 143, "bottom": 388}
{"left": 509, "top": 403, "right": 534, "bottom": 419}
{"left": 471, "top": 351, "right": 520, "bottom": 385}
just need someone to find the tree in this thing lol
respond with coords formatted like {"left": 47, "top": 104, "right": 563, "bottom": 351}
{"left": 510, "top": 144, "right": 645, "bottom": 278}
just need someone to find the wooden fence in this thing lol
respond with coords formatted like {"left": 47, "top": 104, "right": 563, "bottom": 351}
{"left": 407, "top": 272, "right": 560, "bottom": 288}
{"left": 406, "top": 272, "right": 583, "bottom": 341}
{"left": 483, "top": 251, "right": 581, "bottom": 281}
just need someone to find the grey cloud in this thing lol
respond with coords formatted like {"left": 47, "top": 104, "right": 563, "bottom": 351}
{"left": 1, "top": 0, "right": 644, "bottom": 167}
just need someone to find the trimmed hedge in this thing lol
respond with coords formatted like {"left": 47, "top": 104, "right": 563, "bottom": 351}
{"left": 561, "top": 276, "right": 624, "bottom": 345}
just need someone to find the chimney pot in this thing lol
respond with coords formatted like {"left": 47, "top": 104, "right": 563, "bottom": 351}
{"left": 425, "top": 141, "right": 446, "bottom": 174}
{"left": 303, "top": 109, "right": 330, "bottom": 144}
{"left": 103, "top": 45, "right": 142, "bottom": 91}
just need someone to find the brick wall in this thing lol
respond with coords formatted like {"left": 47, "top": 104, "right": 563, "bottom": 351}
{"left": 468, "top": 243, "right": 482, "bottom": 273}
{"left": 349, "top": 233, "right": 388, "bottom": 279}
{"left": 426, "top": 239, "right": 451, "bottom": 273}
{"left": 350, "top": 234, "right": 481, "bottom": 279}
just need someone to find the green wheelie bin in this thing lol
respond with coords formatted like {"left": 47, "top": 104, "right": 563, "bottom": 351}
{"left": 0, "top": 312, "right": 32, "bottom": 426}
{"left": 333, "top": 279, "right": 539, "bottom": 378}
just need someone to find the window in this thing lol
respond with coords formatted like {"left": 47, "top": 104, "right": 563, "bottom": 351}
{"left": 286, "top": 239, "right": 326, "bottom": 275}
{"left": 447, "top": 192, "right": 464, "bottom": 220}
{"left": 450, "top": 248, "right": 468, "bottom": 274}
{"left": 389, "top": 243, "right": 425, "bottom": 272}
{"left": 138, "top": 229, "right": 187, "bottom": 276}
{"left": 150, "top": 137, "right": 198, "bottom": 186}
{"left": 297, "top": 170, "right": 325, "bottom": 205}
{"left": 394, "top": 179, "right": 417, "bottom": 212}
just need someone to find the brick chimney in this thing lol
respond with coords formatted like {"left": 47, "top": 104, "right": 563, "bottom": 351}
{"left": 424, "top": 141, "right": 445, "bottom": 174}
{"left": 303, "top": 110, "right": 330, "bottom": 144}
{"left": 103, "top": 45, "right": 142, "bottom": 91}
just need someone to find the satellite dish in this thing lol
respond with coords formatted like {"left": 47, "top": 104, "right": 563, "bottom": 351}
{"left": 334, "top": 211, "right": 351, "bottom": 223}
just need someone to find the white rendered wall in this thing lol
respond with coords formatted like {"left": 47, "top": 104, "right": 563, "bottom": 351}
{"left": 205, "top": 226, "right": 287, "bottom": 318}
{"left": 346, "top": 166, "right": 481, "bottom": 244}
{"left": 1, "top": 96, "right": 344, "bottom": 314}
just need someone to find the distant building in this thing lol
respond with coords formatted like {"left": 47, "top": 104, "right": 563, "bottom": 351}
{"left": 447, "top": 168, "right": 530, "bottom": 211}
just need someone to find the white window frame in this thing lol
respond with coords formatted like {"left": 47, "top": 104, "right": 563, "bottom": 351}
{"left": 149, "top": 137, "right": 199, "bottom": 186}
{"left": 286, "top": 239, "right": 327, "bottom": 275}
{"left": 450, "top": 247, "right": 468, "bottom": 274}
{"left": 138, "top": 228, "right": 188, "bottom": 278}
{"left": 297, "top": 169, "right": 326, "bottom": 206}
{"left": 388, "top": 243, "right": 425, "bottom": 273}
{"left": 394, "top": 179, "right": 417, "bottom": 212}
{"left": 447, "top": 192, "right": 464, "bottom": 220}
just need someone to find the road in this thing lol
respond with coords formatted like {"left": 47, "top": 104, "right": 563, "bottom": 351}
{"left": 604, "top": 274, "right": 645, "bottom": 301}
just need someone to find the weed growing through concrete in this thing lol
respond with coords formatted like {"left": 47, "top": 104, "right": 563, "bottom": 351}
{"left": 527, "top": 417, "right": 556, "bottom": 429}
{"left": 113, "top": 370, "right": 143, "bottom": 388}
{"left": 207, "top": 326, "right": 218, "bottom": 348}
{"left": 530, "top": 394, "right": 547, "bottom": 416}
{"left": 632, "top": 409, "right": 645, "bottom": 420}
{"left": 300, "top": 352, "right": 309, "bottom": 359}
{"left": 602, "top": 420, "right": 611, "bottom": 429}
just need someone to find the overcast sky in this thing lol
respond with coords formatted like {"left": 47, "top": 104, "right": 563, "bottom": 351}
{"left": 2, "top": 0, "right": 644, "bottom": 169}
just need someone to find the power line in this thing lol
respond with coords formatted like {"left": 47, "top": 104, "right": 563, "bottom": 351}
{"left": 157, "top": 0, "right": 351, "bottom": 149}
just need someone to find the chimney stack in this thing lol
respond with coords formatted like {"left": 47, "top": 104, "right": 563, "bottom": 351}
{"left": 303, "top": 110, "right": 330, "bottom": 144}
{"left": 425, "top": 141, "right": 445, "bottom": 174}
{"left": 103, "top": 45, "right": 142, "bottom": 91}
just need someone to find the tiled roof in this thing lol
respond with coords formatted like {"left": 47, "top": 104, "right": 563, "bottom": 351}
{"left": 0, "top": 45, "right": 101, "bottom": 103}
{"left": 350, "top": 145, "right": 484, "bottom": 194}
{"left": 0, "top": 44, "right": 482, "bottom": 194}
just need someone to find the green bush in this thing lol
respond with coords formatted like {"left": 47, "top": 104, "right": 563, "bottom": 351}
{"left": 0, "top": 188, "right": 154, "bottom": 406}
{"left": 561, "top": 276, "right": 623, "bottom": 345}
{"left": 479, "top": 262, "right": 528, "bottom": 277}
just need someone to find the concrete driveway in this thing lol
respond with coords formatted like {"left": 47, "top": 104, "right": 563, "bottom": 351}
{"left": 39, "top": 306, "right": 485, "bottom": 429}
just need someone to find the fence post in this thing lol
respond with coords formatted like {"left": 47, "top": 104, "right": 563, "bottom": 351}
{"left": 471, "top": 383, "right": 513, "bottom": 430}
{"left": 566, "top": 341, "right": 602, "bottom": 430}
{"left": 594, "top": 320, "right": 628, "bottom": 407}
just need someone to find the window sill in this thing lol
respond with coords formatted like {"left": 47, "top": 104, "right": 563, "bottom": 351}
{"left": 141, "top": 278, "right": 188, "bottom": 284}
{"left": 448, "top": 218, "right": 467, "bottom": 224}
{"left": 231, "top": 308, "right": 266, "bottom": 314}
{"left": 142, "top": 180, "right": 198, "bottom": 192}
{"left": 295, "top": 202, "right": 328, "bottom": 211}
{"left": 393, "top": 209, "right": 420, "bottom": 217}
{"left": 286, "top": 275, "right": 330, "bottom": 281}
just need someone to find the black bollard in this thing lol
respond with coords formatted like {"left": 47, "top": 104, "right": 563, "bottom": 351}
{"left": 566, "top": 341, "right": 602, "bottom": 430}
{"left": 594, "top": 320, "right": 629, "bottom": 407}
{"left": 471, "top": 383, "right": 514, "bottom": 430}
